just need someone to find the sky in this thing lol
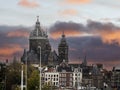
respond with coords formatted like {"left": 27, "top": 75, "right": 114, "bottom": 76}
{"left": 0, "top": 0, "right": 120, "bottom": 70}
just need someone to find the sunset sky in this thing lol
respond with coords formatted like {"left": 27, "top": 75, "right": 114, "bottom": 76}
{"left": 0, "top": 0, "right": 120, "bottom": 70}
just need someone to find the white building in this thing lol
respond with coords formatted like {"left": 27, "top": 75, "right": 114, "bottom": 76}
{"left": 73, "top": 68, "right": 82, "bottom": 88}
{"left": 42, "top": 72, "right": 59, "bottom": 87}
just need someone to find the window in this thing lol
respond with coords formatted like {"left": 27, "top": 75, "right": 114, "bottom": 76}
{"left": 75, "top": 74, "right": 77, "bottom": 76}
{"left": 54, "top": 82, "right": 55, "bottom": 85}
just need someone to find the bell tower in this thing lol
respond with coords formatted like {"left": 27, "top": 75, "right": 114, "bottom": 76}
{"left": 58, "top": 31, "right": 68, "bottom": 64}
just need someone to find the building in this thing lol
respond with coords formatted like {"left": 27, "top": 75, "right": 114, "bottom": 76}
{"left": 42, "top": 67, "right": 82, "bottom": 89}
{"left": 73, "top": 67, "right": 82, "bottom": 88}
{"left": 59, "top": 72, "right": 73, "bottom": 89}
{"left": 58, "top": 31, "right": 69, "bottom": 64}
{"left": 21, "top": 16, "right": 51, "bottom": 65}
{"left": 111, "top": 66, "right": 120, "bottom": 88}
{"left": 42, "top": 72, "right": 59, "bottom": 87}
{"left": 21, "top": 17, "right": 68, "bottom": 66}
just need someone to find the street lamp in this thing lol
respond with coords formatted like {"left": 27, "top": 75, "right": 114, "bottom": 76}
{"left": 21, "top": 63, "right": 24, "bottom": 90}
{"left": 38, "top": 46, "right": 41, "bottom": 90}
{"left": 25, "top": 51, "right": 27, "bottom": 90}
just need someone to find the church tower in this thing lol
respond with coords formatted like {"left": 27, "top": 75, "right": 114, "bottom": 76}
{"left": 58, "top": 32, "right": 68, "bottom": 64}
{"left": 29, "top": 16, "right": 51, "bottom": 65}
{"left": 82, "top": 55, "right": 87, "bottom": 66}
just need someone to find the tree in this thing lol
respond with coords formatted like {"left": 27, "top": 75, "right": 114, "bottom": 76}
{"left": 6, "top": 60, "right": 21, "bottom": 90}
{"left": 27, "top": 69, "right": 39, "bottom": 90}
{"left": 0, "top": 63, "right": 6, "bottom": 90}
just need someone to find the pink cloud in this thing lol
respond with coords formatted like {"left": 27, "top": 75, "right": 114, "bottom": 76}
{"left": 7, "top": 30, "right": 29, "bottom": 38}
{"left": 50, "top": 30, "right": 82, "bottom": 39}
{"left": 63, "top": 0, "right": 91, "bottom": 5}
{"left": 18, "top": 0, "right": 39, "bottom": 8}
{"left": 0, "top": 44, "right": 23, "bottom": 56}
{"left": 59, "top": 9, "right": 78, "bottom": 16}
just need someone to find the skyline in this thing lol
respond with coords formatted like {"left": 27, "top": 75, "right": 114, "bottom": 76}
{"left": 0, "top": 0, "right": 120, "bottom": 70}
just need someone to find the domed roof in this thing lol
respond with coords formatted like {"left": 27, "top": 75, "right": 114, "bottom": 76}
{"left": 29, "top": 16, "right": 47, "bottom": 39}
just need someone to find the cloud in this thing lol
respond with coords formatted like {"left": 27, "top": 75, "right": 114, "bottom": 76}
{"left": 18, "top": 0, "right": 39, "bottom": 8}
{"left": 59, "top": 9, "right": 78, "bottom": 16}
{"left": 0, "top": 25, "right": 29, "bottom": 60}
{"left": 49, "top": 21, "right": 86, "bottom": 39}
{"left": 7, "top": 30, "right": 29, "bottom": 38}
{"left": 86, "top": 20, "right": 120, "bottom": 44}
{"left": 50, "top": 30, "right": 82, "bottom": 39}
{"left": 67, "top": 36, "right": 120, "bottom": 68}
{"left": 0, "top": 44, "right": 23, "bottom": 56}
{"left": 63, "top": 0, "right": 91, "bottom": 4}
{"left": 98, "top": 30, "right": 120, "bottom": 45}
{"left": 49, "top": 20, "right": 120, "bottom": 45}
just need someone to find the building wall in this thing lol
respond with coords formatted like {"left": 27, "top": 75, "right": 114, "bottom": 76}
{"left": 42, "top": 72, "right": 59, "bottom": 87}
{"left": 111, "top": 69, "right": 120, "bottom": 88}
{"left": 59, "top": 72, "right": 73, "bottom": 88}
{"left": 73, "top": 69, "right": 82, "bottom": 88}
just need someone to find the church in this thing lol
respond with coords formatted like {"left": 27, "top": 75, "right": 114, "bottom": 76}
{"left": 21, "top": 16, "right": 69, "bottom": 66}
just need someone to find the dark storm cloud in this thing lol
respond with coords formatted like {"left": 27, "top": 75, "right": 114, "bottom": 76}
{"left": 0, "top": 25, "right": 30, "bottom": 59}
{"left": 49, "top": 20, "right": 120, "bottom": 33}
{"left": 66, "top": 36, "right": 120, "bottom": 61}
{"left": 86, "top": 20, "right": 119, "bottom": 31}
{"left": 49, "top": 21, "right": 86, "bottom": 32}
{"left": 0, "top": 25, "right": 30, "bottom": 46}
{"left": 49, "top": 20, "right": 120, "bottom": 45}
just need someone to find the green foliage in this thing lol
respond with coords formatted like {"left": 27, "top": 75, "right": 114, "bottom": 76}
{"left": 42, "top": 82, "right": 56, "bottom": 90}
{"left": 0, "top": 63, "right": 6, "bottom": 82}
{"left": 27, "top": 66, "right": 56, "bottom": 90}
{"left": 42, "top": 83, "right": 51, "bottom": 90}
{"left": 4, "top": 61, "right": 56, "bottom": 90}
{"left": 6, "top": 61, "right": 21, "bottom": 90}
{"left": 27, "top": 69, "right": 39, "bottom": 90}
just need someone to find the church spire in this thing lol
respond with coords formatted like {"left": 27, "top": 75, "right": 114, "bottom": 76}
{"left": 36, "top": 16, "right": 40, "bottom": 26}
{"left": 62, "top": 30, "right": 65, "bottom": 38}
{"left": 84, "top": 55, "right": 87, "bottom": 66}
{"left": 60, "top": 31, "right": 67, "bottom": 44}
{"left": 82, "top": 51, "right": 87, "bottom": 66}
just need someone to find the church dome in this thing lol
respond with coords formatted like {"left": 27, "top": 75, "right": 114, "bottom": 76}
{"left": 29, "top": 16, "right": 47, "bottom": 39}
